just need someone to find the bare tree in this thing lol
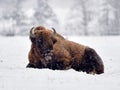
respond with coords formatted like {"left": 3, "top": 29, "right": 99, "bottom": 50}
{"left": 80, "top": 0, "right": 89, "bottom": 35}
{"left": 65, "top": 0, "right": 92, "bottom": 35}
{"left": 107, "top": 0, "right": 120, "bottom": 35}
{"left": 34, "top": 0, "right": 59, "bottom": 27}
{"left": 99, "top": 0, "right": 111, "bottom": 35}
{"left": 0, "top": 0, "right": 25, "bottom": 36}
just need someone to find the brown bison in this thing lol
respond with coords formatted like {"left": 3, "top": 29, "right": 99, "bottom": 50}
{"left": 27, "top": 26, "right": 104, "bottom": 74}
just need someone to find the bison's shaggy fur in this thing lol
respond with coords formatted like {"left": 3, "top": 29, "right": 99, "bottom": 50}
{"left": 27, "top": 26, "right": 104, "bottom": 74}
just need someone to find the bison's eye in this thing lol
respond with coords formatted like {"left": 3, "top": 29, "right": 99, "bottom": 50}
{"left": 37, "top": 38, "right": 43, "bottom": 44}
{"left": 38, "top": 39, "right": 42, "bottom": 43}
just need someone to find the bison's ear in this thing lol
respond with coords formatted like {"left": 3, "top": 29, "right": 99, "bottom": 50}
{"left": 51, "top": 36, "right": 57, "bottom": 44}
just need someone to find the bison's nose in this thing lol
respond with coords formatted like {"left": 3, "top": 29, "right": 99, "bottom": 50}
{"left": 46, "top": 50, "right": 51, "bottom": 53}
{"left": 44, "top": 49, "right": 53, "bottom": 55}
{"left": 44, "top": 49, "right": 51, "bottom": 54}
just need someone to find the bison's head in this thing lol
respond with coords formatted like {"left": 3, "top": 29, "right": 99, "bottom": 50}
{"left": 30, "top": 26, "right": 57, "bottom": 55}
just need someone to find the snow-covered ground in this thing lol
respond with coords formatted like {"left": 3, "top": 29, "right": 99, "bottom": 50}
{"left": 0, "top": 36, "right": 120, "bottom": 90}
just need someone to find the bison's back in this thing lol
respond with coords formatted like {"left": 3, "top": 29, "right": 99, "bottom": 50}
{"left": 52, "top": 38, "right": 86, "bottom": 69}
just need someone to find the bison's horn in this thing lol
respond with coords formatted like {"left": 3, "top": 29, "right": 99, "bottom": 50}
{"left": 30, "top": 27, "right": 35, "bottom": 37}
{"left": 52, "top": 27, "right": 56, "bottom": 34}
{"left": 51, "top": 27, "right": 57, "bottom": 43}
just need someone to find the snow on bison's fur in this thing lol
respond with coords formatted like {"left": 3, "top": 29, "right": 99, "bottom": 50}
{"left": 27, "top": 26, "right": 104, "bottom": 74}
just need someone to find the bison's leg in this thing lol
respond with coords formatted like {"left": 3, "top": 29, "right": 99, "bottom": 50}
{"left": 48, "top": 58, "right": 71, "bottom": 70}
{"left": 26, "top": 60, "right": 45, "bottom": 69}
{"left": 26, "top": 63, "right": 36, "bottom": 68}
{"left": 80, "top": 47, "right": 104, "bottom": 74}
{"left": 35, "top": 60, "right": 45, "bottom": 68}
{"left": 47, "top": 61, "right": 66, "bottom": 70}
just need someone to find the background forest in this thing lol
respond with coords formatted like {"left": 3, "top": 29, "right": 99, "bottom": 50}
{"left": 0, "top": 0, "right": 120, "bottom": 36}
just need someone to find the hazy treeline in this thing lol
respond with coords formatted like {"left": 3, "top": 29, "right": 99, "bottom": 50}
{"left": 0, "top": 0, "right": 120, "bottom": 36}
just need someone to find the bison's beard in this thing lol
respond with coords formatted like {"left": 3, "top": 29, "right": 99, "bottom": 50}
{"left": 36, "top": 44, "right": 54, "bottom": 62}
{"left": 43, "top": 50, "right": 53, "bottom": 61}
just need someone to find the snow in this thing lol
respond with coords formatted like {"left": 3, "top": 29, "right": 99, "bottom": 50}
{"left": 0, "top": 36, "right": 120, "bottom": 90}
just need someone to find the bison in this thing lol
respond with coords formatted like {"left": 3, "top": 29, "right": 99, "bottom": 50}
{"left": 27, "top": 26, "right": 104, "bottom": 74}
